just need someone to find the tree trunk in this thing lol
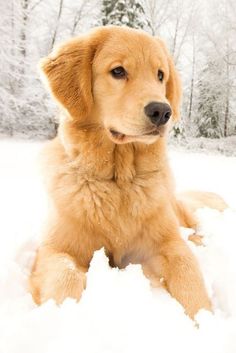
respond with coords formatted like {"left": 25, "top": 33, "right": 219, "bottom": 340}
{"left": 9, "top": 0, "right": 16, "bottom": 94}
{"left": 172, "top": 17, "right": 179, "bottom": 58}
{"left": 188, "top": 35, "right": 196, "bottom": 121}
{"left": 51, "top": 0, "right": 64, "bottom": 49}
{"left": 224, "top": 50, "right": 230, "bottom": 137}
{"left": 71, "top": 2, "right": 86, "bottom": 36}
{"left": 20, "top": 0, "right": 29, "bottom": 59}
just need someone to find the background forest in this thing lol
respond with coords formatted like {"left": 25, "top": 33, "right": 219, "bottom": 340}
{"left": 0, "top": 0, "right": 236, "bottom": 147}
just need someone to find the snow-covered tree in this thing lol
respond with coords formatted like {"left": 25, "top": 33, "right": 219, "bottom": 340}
{"left": 191, "top": 0, "right": 236, "bottom": 138}
{"left": 195, "top": 60, "right": 224, "bottom": 138}
{"left": 101, "top": 0, "right": 149, "bottom": 29}
{"left": 195, "top": 54, "right": 235, "bottom": 138}
{"left": 144, "top": 0, "right": 172, "bottom": 35}
{"left": 0, "top": 0, "right": 98, "bottom": 139}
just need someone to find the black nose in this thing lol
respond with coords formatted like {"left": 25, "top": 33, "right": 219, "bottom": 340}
{"left": 144, "top": 102, "right": 172, "bottom": 126}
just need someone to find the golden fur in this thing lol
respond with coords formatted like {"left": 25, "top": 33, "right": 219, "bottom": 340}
{"left": 30, "top": 26, "right": 227, "bottom": 318}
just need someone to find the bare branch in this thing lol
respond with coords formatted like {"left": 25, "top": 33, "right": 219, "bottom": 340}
{"left": 29, "top": 0, "right": 44, "bottom": 13}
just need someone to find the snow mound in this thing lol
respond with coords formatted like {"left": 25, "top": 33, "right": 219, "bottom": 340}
{"left": 0, "top": 209, "right": 236, "bottom": 353}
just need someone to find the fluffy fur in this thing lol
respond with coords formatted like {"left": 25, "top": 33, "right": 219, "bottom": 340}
{"left": 30, "top": 26, "right": 227, "bottom": 318}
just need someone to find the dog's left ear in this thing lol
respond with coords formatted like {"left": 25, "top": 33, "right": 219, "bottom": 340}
{"left": 156, "top": 38, "right": 182, "bottom": 121}
{"left": 39, "top": 28, "right": 108, "bottom": 121}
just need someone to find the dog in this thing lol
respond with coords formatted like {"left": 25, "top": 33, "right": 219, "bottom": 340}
{"left": 30, "top": 26, "right": 227, "bottom": 318}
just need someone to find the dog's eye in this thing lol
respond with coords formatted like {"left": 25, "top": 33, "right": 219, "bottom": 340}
{"left": 111, "top": 66, "right": 127, "bottom": 79}
{"left": 158, "top": 70, "right": 164, "bottom": 82}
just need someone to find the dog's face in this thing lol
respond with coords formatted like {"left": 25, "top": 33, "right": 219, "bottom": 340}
{"left": 41, "top": 26, "right": 181, "bottom": 145}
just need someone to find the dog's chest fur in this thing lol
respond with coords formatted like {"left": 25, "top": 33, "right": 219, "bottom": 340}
{"left": 45, "top": 138, "right": 174, "bottom": 265}
{"left": 52, "top": 140, "right": 171, "bottom": 215}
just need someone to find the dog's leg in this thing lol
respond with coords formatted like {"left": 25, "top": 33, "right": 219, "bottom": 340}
{"left": 143, "top": 237, "right": 211, "bottom": 318}
{"left": 175, "top": 199, "right": 204, "bottom": 246}
{"left": 175, "top": 199, "right": 198, "bottom": 229}
{"left": 30, "top": 247, "right": 87, "bottom": 304}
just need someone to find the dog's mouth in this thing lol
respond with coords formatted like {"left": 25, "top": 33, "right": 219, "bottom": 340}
{"left": 108, "top": 128, "right": 164, "bottom": 144}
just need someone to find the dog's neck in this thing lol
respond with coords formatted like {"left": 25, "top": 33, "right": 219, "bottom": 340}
{"left": 59, "top": 120, "right": 169, "bottom": 183}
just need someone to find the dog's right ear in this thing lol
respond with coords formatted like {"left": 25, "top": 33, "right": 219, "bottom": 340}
{"left": 40, "top": 29, "right": 108, "bottom": 121}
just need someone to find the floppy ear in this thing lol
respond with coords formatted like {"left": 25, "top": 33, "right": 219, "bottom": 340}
{"left": 156, "top": 38, "right": 182, "bottom": 121}
{"left": 40, "top": 29, "right": 107, "bottom": 121}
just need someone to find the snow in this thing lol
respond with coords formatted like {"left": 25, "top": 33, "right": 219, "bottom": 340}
{"left": 170, "top": 136, "right": 236, "bottom": 157}
{"left": 0, "top": 140, "right": 236, "bottom": 353}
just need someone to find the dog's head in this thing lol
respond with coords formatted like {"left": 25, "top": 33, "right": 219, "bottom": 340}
{"left": 41, "top": 26, "right": 181, "bottom": 145}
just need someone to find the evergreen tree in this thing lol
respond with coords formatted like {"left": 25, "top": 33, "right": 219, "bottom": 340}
{"left": 195, "top": 58, "right": 227, "bottom": 138}
{"left": 101, "top": 0, "right": 148, "bottom": 29}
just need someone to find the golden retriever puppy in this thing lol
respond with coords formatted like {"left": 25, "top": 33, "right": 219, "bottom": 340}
{"left": 30, "top": 26, "right": 226, "bottom": 318}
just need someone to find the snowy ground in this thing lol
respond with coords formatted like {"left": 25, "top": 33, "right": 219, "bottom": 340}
{"left": 170, "top": 135, "right": 236, "bottom": 157}
{"left": 0, "top": 140, "right": 236, "bottom": 353}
